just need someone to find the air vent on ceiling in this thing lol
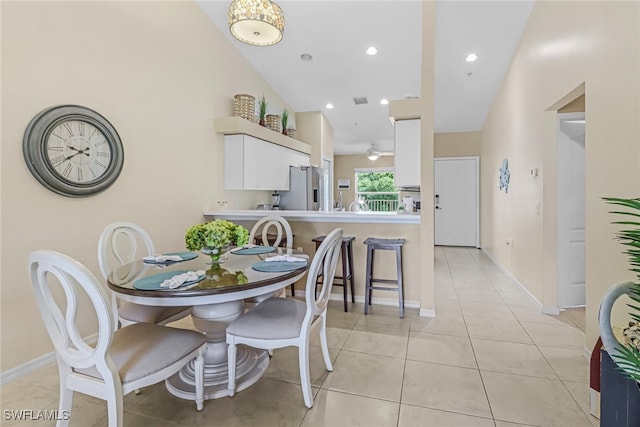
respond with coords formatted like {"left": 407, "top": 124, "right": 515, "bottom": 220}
{"left": 353, "top": 97, "right": 368, "bottom": 105}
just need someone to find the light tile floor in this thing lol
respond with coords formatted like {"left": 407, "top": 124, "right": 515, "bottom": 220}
{"left": 1, "top": 246, "right": 597, "bottom": 426}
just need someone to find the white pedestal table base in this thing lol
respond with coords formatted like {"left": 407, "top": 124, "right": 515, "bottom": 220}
{"left": 165, "top": 300, "right": 269, "bottom": 400}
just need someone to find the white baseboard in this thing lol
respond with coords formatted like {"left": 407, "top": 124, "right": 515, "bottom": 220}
{"left": 0, "top": 332, "right": 97, "bottom": 385}
{"left": 419, "top": 308, "right": 436, "bottom": 318}
{"left": 481, "top": 248, "right": 546, "bottom": 312}
{"left": 0, "top": 351, "right": 56, "bottom": 385}
{"left": 542, "top": 306, "right": 561, "bottom": 315}
{"left": 294, "top": 290, "right": 420, "bottom": 310}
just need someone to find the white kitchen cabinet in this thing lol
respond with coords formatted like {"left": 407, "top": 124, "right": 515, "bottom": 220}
{"left": 394, "top": 119, "right": 421, "bottom": 187}
{"left": 224, "top": 135, "right": 310, "bottom": 191}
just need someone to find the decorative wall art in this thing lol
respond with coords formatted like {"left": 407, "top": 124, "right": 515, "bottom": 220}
{"left": 499, "top": 158, "right": 510, "bottom": 193}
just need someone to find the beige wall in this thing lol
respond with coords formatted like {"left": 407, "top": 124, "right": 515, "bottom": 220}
{"left": 295, "top": 111, "right": 333, "bottom": 168}
{"left": 0, "top": 1, "right": 293, "bottom": 371}
{"left": 419, "top": 1, "right": 435, "bottom": 315}
{"left": 333, "top": 155, "right": 394, "bottom": 208}
{"left": 434, "top": 131, "right": 481, "bottom": 158}
{"left": 480, "top": 1, "right": 640, "bottom": 348}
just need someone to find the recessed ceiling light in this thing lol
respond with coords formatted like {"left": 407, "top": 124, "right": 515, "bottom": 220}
{"left": 365, "top": 46, "right": 378, "bottom": 56}
{"left": 326, "top": 103, "right": 334, "bottom": 109}
{"left": 465, "top": 53, "right": 478, "bottom": 62}
{"left": 300, "top": 53, "right": 313, "bottom": 62}
{"left": 380, "top": 99, "right": 389, "bottom": 105}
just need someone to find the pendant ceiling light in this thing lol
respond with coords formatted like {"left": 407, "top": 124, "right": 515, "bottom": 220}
{"left": 228, "top": 0, "right": 285, "bottom": 46}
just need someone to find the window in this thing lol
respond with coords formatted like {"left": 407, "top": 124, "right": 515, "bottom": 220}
{"left": 354, "top": 167, "right": 399, "bottom": 212}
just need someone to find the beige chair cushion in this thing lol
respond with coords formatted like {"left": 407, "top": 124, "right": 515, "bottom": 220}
{"left": 76, "top": 323, "right": 206, "bottom": 383}
{"left": 118, "top": 302, "right": 189, "bottom": 324}
{"left": 227, "top": 298, "right": 305, "bottom": 340}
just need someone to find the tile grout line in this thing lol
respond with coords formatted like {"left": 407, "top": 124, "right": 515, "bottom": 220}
{"left": 448, "top": 247, "right": 497, "bottom": 424}
{"left": 474, "top": 247, "right": 593, "bottom": 426}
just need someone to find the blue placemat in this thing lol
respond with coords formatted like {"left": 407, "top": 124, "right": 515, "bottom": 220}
{"left": 251, "top": 260, "right": 307, "bottom": 272}
{"left": 133, "top": 270, "right": 205, "bottom": 290}
{"left": 231, "top": 246, "right": 276, "bottom": 255}
{"left": 143, "top": 251, "right": 198, "bottom": 264}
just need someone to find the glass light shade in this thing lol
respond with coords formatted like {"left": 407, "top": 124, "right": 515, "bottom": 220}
{"left": 228, "top": 0, "right": 285, "bottom": 46}
{"left": 367, "top": 152, "right": 380, "bottom": 161}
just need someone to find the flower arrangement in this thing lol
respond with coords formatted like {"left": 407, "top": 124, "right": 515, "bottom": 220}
{"left": 185, "top": 220, "right": 249, "bottom": 253}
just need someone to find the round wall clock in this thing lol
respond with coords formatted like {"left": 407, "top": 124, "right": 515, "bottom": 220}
{"left": 23, "top": 105, "right": 124, "bottom": 197}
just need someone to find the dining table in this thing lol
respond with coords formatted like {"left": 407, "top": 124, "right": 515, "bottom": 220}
{"left": 107, "top": 247, "right": 309, "bottom": 402}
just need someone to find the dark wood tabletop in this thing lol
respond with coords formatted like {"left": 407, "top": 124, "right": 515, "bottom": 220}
{"left": 107, "top": 250, "right": 309, "bottom": 299}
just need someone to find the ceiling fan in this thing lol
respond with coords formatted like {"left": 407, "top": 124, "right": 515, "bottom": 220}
{"left": 366, "top": 143, "right": 393, "bottom": 161}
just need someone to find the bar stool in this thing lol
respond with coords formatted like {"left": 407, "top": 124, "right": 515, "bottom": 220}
{"left": 363, "top": 237, "right": 406, "bottom": 318}
{"left": 312, "top": 235, "right": 355, "bottom": 312}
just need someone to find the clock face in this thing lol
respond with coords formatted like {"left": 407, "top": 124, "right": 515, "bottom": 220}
{"left": 45, "top": 120, "right": 113, "bottom": 184}
{"left": 23, "top": 105, "right": 124, "bottom": 197}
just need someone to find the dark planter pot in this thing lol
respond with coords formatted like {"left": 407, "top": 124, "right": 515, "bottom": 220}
{"left": 601, "top": 348, "right": 640, "bottom": 427}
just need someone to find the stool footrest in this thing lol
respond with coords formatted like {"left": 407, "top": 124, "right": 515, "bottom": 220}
{"left": 368, "top": 286, "right": 401, "bottom": 292}
{"left": 369, "top": 279, "right": 399, "bottom": 285}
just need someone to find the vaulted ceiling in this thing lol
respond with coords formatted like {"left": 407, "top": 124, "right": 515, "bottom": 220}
{"left": 198, "top": 1, "right": 535, "bottom": 155}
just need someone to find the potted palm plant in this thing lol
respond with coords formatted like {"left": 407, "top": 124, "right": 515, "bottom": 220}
{"left": 600, "top": 197, "right": 640, "bottom": 383}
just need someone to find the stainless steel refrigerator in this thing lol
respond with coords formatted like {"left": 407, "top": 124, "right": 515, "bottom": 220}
{"left": 279, "top": 166, "right": 325, "bottom": 210}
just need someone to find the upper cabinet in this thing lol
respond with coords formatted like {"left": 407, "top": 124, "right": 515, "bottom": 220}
{"left": 224, "top": 134, "right": 310, "bottom": 191}
{"left": 394, "top": 119, "right": 421, "bottom": 188}
{"left": 217, "top": 116, "right": 311, "bottom": 191}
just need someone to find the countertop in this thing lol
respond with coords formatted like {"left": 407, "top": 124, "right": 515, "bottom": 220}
{"left": 204, "top": 210, "right": 421, "bottom": 224}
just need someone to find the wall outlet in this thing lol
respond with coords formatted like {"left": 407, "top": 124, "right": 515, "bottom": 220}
{"left": 297, "top": 247, "right": 303, "bottom": 252}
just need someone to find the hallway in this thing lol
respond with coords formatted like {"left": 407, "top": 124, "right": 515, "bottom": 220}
{"left": 1, "top": 247, "right": 595, "bottom": 426}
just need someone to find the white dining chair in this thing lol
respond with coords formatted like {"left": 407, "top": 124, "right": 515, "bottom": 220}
{"left": 28, "top": 250, "right": 207, "bottom": 427}
{"left": 98, "top": 222, "right": 191, "bottom": 327}
{"left": 248, "top": 215, "right": 294, "bottom": 251}
{"left": 247, "top": 215, "right": 296, "bottom": 299}
{"left": 226, "top": 227, "right": 343, "bottom": 408}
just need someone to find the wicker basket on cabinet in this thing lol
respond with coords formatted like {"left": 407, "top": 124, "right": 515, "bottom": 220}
{"left": 233, "top": 94, "right": 255, "bottom": 122}
{"left": 266, "top": 114, "right": 281, "bottom": 132}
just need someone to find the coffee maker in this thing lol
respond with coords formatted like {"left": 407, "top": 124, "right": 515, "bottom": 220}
{"left": 271, "top": 191, "right": 280, "bottom": 210}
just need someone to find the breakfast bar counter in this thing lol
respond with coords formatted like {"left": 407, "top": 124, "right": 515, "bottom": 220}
{"left": 203, "top": 210, "right": 421, "bottom": 224}
{"left": 204, "top": 210, "right": 423, "bottom": 310}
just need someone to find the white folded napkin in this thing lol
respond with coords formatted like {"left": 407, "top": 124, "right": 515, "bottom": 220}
{"left": 264, "top": 255, "right": 307, "bottom": 263}
{"left": 144, "top": 254, "right": 183, "bottom": 263}
{"left": 160, "top": 270, "right": 205, "bottom": 289}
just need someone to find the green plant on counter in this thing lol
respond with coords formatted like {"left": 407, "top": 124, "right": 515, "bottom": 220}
{"left": 604, "top": 197, "right": 640, "bottom": 382}
{"left": 185, "top": 219, "right": 249, "bottom": 251}
{"left": 281, "top": 109, "right": 289, "bottom": 135}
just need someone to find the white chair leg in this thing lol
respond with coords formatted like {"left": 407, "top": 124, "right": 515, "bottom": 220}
{"left": 298, "top": 343, "right": 314, "bottom": 408}
{"left": 106, "top": 390, "right": 124, "bottom": 427}
{"left": 195, "top": 350, "right": 204, "bottom": 411}
{"left": 57, "top": 387, "right": 73, "bottom": 427}
{"left": 227, "top": 338, "right": 237, "bottom": 397}
{"left": 319, "top": 318, "right": 333, "bottom": 371}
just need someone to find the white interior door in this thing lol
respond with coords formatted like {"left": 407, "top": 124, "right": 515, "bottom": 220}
{"left": 557, "top": 113, "right": 586, "bottom": 308}
{"left": 434, "top": 157, "right": 478, "bottom": 247}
